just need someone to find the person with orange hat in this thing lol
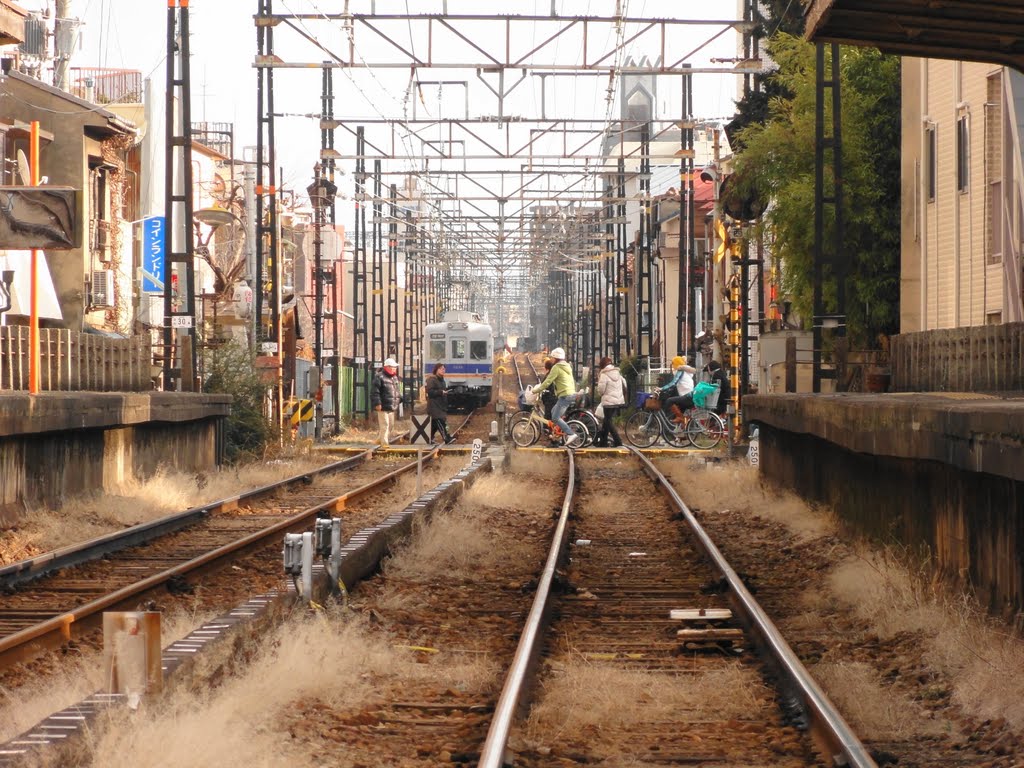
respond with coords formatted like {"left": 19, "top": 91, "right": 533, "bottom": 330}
{"left": 372, "top": 357, "right": 401, "bottom": 448}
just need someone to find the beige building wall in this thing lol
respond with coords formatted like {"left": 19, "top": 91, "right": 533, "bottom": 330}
{"left": 902, "top": 58, "right": 1023, "bottom": 332}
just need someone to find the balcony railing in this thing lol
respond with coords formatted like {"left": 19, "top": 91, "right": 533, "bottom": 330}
{"left": 68, "top": 67, "right": 142, "bottom": 105}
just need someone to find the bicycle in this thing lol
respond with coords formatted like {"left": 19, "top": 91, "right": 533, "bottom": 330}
{"left": 508, "top": 391, "right": 598, "bottom": 446}
{"left": 623, "top": 393, "right": 727, "bottom": 449}
{"left": 622, "top": 394, "right": 690, "bottom": 448}
{"left": 510, "top": 399, "right": 588, "bottom": 448}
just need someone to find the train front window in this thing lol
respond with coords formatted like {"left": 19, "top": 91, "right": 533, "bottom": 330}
{"left": 451, "top": 338, "right": 466, "bottom": 359}
{"left": 429, "top": 340, "right": 445, "bottom": 360}
{"left": 470, "top": 341, "right": 488, "bottom": 360}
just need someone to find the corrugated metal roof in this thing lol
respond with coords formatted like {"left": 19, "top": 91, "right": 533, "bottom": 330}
{"left": 806, "top": 0, "right": 1024, "bottom": 72}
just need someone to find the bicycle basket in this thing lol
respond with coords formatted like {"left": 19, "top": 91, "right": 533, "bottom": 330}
{"left": 643, "top": 393, "right": 661, "bottom": 411}
{"left": 704, "top": 385, "right": 721, "bottom": 409}
{"left": 519, "top": 388, "right": 538, "bottom": 407}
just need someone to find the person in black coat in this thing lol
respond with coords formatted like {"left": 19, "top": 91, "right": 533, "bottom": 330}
{"left": 705, "top": 360, "right": 731, "bottom": 416}
{"left": 371, "top": 357, "right": 401, "bottom": 447}
{"left": 424, "top": 363, "right": 455, "bottom": 444}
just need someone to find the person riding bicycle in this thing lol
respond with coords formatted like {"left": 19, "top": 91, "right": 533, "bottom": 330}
{"left": 670, "top": 378, "right": 719, "bottom": 415}
{"left": 539, "top": 358, "right": 558, "bottom": 419}
{"left": 659, "top": 355, "right": 696, "bottom": 423}
{"left": 531, "top": 347, "right": 581, "bottom": 448}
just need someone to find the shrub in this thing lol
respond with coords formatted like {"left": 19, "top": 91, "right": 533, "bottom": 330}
{"left": 204, "top": 342, "right": 273, "bottom": 462}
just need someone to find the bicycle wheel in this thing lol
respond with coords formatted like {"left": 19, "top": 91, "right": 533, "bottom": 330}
{"left": 663, "top": 416, "right": 692, "bottom": 448}
{"left": 687, "top": 410, "right": 726, "bottom": 450}
{"left": 511, "top": 418, "right": 540, "bottom": 447}
{"left": 506, "top": 410, "right": 530, "bottom": 438}
{"left": 624, "top": 410, "right": 659, "bottom": 448}
{"left": 570, "top": 410, "right": 598, "bottom": 446}
{"left": 566, "top": 419, "right": 588, "bottom": 448}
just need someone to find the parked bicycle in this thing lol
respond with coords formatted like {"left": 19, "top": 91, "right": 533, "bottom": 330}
{"left": 623, "top": 392, "right": 727, "bottom": 449}
{"left": 510, "top": 396, "right": 589, "bottom": 448}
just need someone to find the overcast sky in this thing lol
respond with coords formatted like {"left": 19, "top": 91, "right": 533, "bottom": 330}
{"left": 19, "top": 1, "right": 744, "bottom": 207}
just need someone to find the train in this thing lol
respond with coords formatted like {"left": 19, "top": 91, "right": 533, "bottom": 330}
{"left": 423, "top": 310, "right": 493, "bottom": 408}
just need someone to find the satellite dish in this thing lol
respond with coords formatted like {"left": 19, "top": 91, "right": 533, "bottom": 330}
{"left": 16, "top": 149, "right": 30, "bottom": 186}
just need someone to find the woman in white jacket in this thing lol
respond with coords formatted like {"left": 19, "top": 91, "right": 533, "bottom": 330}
{"left": 595, "top": 356, "right": 627, "bottom": 447}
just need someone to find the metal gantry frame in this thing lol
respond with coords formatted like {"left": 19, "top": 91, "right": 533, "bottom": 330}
{"left": 252, "top": 6, "right": 755, "bottom": 403}
{"left": 163, "top": 0, "right": 197, "bottom": 392}
{"left": 812, "top": 42, "right": 846, "bottom": 393}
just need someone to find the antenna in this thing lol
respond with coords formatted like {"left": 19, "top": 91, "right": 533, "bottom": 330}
{"left": 16, "top": 149, "right": 30, "bottom": 186}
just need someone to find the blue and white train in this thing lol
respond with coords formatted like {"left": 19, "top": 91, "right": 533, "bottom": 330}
{"left": 424, "top": 310, "right": 493, "bottom": 407}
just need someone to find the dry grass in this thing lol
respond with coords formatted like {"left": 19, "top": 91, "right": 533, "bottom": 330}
{"left": 523, "top": 659, "right": 771, "bottom": 750}
{"left": 508, "top": 451, "right": 565, "bottom": 479}
{"left": 812, "top": 660, "right": 950, "bottom": 741}
{"left": 463, "top": 473, "right": 538, "bottom": 513}
{"left": 655, "top": 458, "right": 836, "bottom": 541}
{"left": 0, "top": 608, "right": 215, "bottom": 744}
{"left": 381, "top": 504, "right": 533, "bottom": 586}
{"left": 56, "top": 613, "right": 493, "bottom": 768}
{"left": 0, "top": 457, "right": 332, "bottom": 565}
{"left": 819, "top": 549, "right": 1024, "bottom": 732}
{"left": 328, "top": 419, "right": 414, "bottom": 445}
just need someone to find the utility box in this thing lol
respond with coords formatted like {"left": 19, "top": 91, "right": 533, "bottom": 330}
{"left": 102, "top": 611, "right": 162, "bottom": 701}
{"left": 0, "top": 186, "right": 78, "bottom": 249}
{"left": 757, "top": 330, "right": 814, "bottom": 393}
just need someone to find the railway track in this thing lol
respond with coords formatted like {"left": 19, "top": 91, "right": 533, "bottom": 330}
{"left": 485, "top": 450, "right": 872, "bottom": 767}
{"left": 205, "top": 449, "right": 871, "bottom": 766}
{"left": 0, "top": 411, "right": 474, "bottom": 673}
{"left": 1, "top": 444, "right": 874, "bottom": 766}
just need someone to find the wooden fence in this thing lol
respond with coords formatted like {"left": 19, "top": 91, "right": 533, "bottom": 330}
{"left": 0, "top": 326, "right": 154, "bottom": 392}
{"left": 891, "top": 323, "right": 1024, "bottom": 392}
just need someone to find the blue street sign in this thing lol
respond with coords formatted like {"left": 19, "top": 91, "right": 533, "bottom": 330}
{"left": 142, "top": 216, "right": 165, "bottom": 293}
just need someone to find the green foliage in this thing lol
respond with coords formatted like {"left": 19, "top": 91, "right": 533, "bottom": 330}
{"left": 726, "top": 0, "right": 805, "bottom": 150}
{"left": 204, "top": 342, "right": 272, "bottom": 462}
{"left": 618, "top": 354, "right": 645, "bottom": 400}
{"left": 732, "top": 35, "right": 901, "bottom": 348}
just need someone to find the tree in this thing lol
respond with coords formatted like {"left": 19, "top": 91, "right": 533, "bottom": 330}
{"left": 731, "top": 34, "right": 901, "bottom": 348}
{"left": 204, "top": 341, "right": 273, "bottom": 462}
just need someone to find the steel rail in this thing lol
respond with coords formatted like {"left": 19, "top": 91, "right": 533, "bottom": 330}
{"left": 0, "top": 448, "right": 443, "bottom": 671}
{"left": 478, "top": 449, "right": 575, "bottom": 768}
{"left": 628, "top": 448, "right": 878, "bottom": 768}
{"left": 0, "top": 450, "right": 376, "bottom": 590}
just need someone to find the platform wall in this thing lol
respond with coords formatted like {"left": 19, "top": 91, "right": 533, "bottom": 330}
{"left": 0, "top": 393, "right": 229, "bottom": 527}
{"left": 759, "top": 426, "right": 1023, "bottom": 625}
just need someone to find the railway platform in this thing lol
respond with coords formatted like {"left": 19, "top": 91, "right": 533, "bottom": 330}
{"left": 0, "top": 392, "right": 230, "bottom": 526}
{"left": 745, "top": 391, "right": 1024, "bottom": 621}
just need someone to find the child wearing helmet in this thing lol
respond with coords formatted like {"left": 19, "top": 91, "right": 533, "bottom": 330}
{"left": 531, "top": 347, "right": 580, "bottom": 447}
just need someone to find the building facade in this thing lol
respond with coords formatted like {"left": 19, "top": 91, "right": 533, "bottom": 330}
{"left": 901, "top": 58, "right": 1024, "bottom": 331}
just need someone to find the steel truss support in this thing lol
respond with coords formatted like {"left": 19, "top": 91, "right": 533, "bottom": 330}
{"left": 401, "top": 204, "right": 417, "bottom": 408}
{"left": 636, "top": 122, "right": 653, "bottom": 361}
{"left": 353, "top": 127, "right": 370, "bottom": 416}
{"left": 677, "top": 68, "right": 696, "bottom": 358}
{"left": 320, "top": 64, "right": 342, "bottom": 434}
{"left": 812, "top": 42, "right": 846, "bottom": 393}
{"left": 163, "top": 0, "right": 197, "bottom": 391}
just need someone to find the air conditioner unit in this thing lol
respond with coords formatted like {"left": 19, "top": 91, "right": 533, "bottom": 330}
{"left": 91, "top": 269, "right": 115, "bottom": 308}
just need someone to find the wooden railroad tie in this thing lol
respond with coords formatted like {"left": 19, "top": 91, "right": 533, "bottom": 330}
{"left": 671, "top": 608, "right": 743, "bottom": 652}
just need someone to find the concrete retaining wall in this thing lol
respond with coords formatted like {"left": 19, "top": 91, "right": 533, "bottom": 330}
{"left": 746, "top": 391, "right": 1024, "bottom": 626}
{"left": 0, "top": 393, "right": 230, "bottom": 526}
